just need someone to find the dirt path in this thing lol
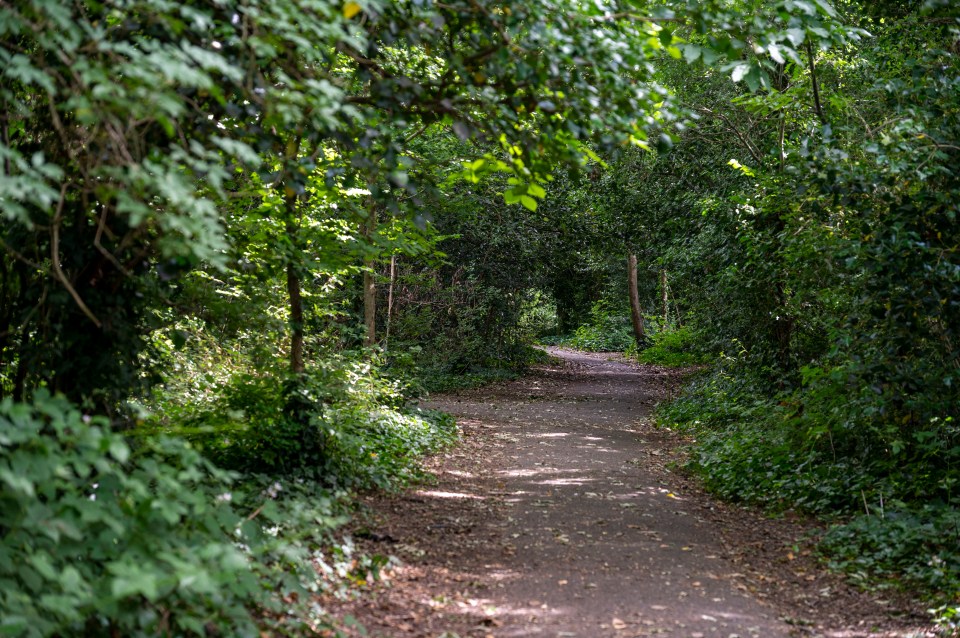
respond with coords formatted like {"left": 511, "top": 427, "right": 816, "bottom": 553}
{"left": 323, "top": 348, "right": 932, "bottom": 638}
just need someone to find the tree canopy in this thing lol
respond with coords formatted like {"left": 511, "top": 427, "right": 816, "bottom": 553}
{"left": 1, "top": 0, "right": 958, "bottom": 634}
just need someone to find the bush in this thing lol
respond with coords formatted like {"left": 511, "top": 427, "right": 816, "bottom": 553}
{"left": 636, "top": 326, "right": 711, "bottom": 366}
{"left": 658, "top": 353, "right": 960, "bottom": 607}
{"left": 821, "top": 505, "right": 960, "bottom": 598}
{"left": 147, "top": 353, "right": 457, "bottom": 489}
{"left": 542, "top": 301, "right": 635, "bottom": 352}
{"left": 0, "top": 392, "right": 261, "bottom": 637}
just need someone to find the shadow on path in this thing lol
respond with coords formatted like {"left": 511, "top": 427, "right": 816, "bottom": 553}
{"left": 325, "top": 348, "right": 931, "bottom": 638}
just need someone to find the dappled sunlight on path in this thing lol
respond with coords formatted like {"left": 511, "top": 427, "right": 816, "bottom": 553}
{"left": 324, "top": 347, "right": 934, "bottom": 638}
{"left": 422, "top": 348, "right": 790, "bottom": 637}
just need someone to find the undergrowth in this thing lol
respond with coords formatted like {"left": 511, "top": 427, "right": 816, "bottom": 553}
{"left": 0, "top": 327, "right": 461, "bottom": 637}
{"left": 146, "top": 355, "right": 456, "bottom": 489}
{"left": 540, "top": 301, "right": 635, "bottom": 352}
{"left": 414, "top": 344, "right": 551, "bottom": 392}
{"left": 634, "top": 326, "right": 712, "bottom": 367}
{"left": 0, "top": 393, "right": 366, "bottom": 637}
{"left": 657, "top": 352, "right": 960, "bottom": 624}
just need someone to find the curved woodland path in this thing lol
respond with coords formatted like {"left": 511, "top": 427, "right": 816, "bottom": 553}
{"left": 325, "top": 348, "right": 929, "bottom": 638}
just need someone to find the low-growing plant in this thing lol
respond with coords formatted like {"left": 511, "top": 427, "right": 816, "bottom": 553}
{"left": 658, "top": 350, "right": 960, "bottom": 609}
{"left": 542, "top": 301, "right": 635, "bottom": 352}
{"left": 821, "top": 504, "right": 960, "bottom": 598}
{"left": 0, "top": 391, "right": 347, "bottom": 638}
{"left": 146, "top": 351, "right": 457, "bottom": 489}
{"left": 636, "top": 326, "right": 711, "bottom": 366}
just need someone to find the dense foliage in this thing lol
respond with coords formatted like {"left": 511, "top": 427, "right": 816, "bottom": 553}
{"left": 535, "top": 0, "right": 960, "bottom": 614}
{"left": 1, "top": 0, "right": 956, "bottom": 632}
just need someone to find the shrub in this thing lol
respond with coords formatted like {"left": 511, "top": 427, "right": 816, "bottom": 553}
{"left": 821, "top": 505, "right": 960, "bottom": 598}
{"left": 0, "top": 392, "right": 262, "bottom": 637}
{"left": 658, "top": 352, "right": 960, "bottom": 607}
{"left": 147, "top": 353, "right": 458, "bottom": 489}
{"left": 636, "top": 326, "right": 711, "bottom": 366}
{"left": 543, "top": 301, "right": 635, "bottom": 352}
{"left": 0, "top": 392, "right": 356, "bottom": 638}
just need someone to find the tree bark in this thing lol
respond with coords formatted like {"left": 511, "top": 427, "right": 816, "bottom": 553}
{"left": 283, "top": 136, "right": 305, "bottom": 375}
{"left": 363, "top": 200, "right": 377, "bottom": 347}
{"left": 286, "top": 218, "right": 304, "bottom": 375}
{"left": 627, "top": 253, "right": 645, "bottom": 346}
{"left": 806, "top": 41, "right": 828, "bottom": 125}
{"left": 660, "top": 269, "right": 669, "bottom": 327}
{"left": 383, "top": 253, "right": 396, "bottom": 351}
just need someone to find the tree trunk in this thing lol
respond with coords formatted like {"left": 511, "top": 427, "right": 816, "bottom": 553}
{"left": 383, "top": 253, "right": 396, "bottom": 351}
{"left": 286, "top": 218, "right": 304, "bottom": 375}
{"left": 627, "top": 253, "right": 645, "bottom": 346}
{"left": 363, "top": 201, "right": 377, "bottom": 348}
{"left": 660, "top": 269, "right": 669, "bottom": 327}
{"left": 283, "top": 137, "right": 305, "bottom": 375}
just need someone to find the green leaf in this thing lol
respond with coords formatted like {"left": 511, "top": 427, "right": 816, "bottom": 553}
{"left": 743, "top": 65, "right": 763, "bottom": 92}
{"left": 658, "top": 28, "right": 672, "bottom": 47}
{"left": 731, "top": 63, "right": 750, "bottom": 83}
{"left": 111, "top": 568, "right": 159, "bottom": 602}
{"left": 0, "top": 469, "right": 34, "bottom": 497}
{"left": 786, "top": 28, "right": 806, "bottom": 47}
{"left": 768, "top": 43, "right": 785, "bottom": 64}
{"left": 109, "top": 439, "right": 130, "bottom": 464}
{"left": 520, "top": 195, "right": 538, "bottom": 211}
{"left": 683, "top": 45, "right": 702, "bottom": 64}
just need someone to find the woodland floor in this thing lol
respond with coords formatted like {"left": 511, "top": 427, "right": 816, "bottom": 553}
{"left": 320, "top": 347, "right": 935, "bottom": 638}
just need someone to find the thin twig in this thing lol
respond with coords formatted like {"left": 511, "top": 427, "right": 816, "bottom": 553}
{"left": 593, "top": 12, "right": 682, "bottom": 23}
{"left": 0, "top": 237, "right": 43, "bottom": 271}
{"left": 50, "top": 185, "right": 102, "bottom": 328}
{"left": 93, "top": 207, "right": 133, "bottom": 277}
{"left": 697, "top": 106, "right": 763, "bottom": 164}
{"left": 404, "top": 122, "right": 434, "bottom": 145}
{"left": 778, "top": 112, "right": 786, "bottom": 172}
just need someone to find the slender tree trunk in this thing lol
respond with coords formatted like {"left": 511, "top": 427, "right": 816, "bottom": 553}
{"left": 363, "top": 200, "right": 377, "bottom": 347}
{"left": 660, "top": 269, "right": 669, "bottom": 327}
{"left": 627, "top": 253, "right": 645, "bottom": 345}
{"left": 282, "top": 136, "right": 305, "bottom": 375}
{"left": 383, "top": 253, "right": 396, "bottom": 351}
{"left": 12, "top": 323, "right": 29, "bottom": 401}
{"left": 806, "top": 41, "right": 828, "bottom": 125}
{"left": 286, "top": 217, "right": 304, "bottom": 375}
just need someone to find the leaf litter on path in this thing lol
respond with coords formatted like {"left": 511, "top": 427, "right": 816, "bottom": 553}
{"left": 319, "top": 348, "right": 935, "bottom": 638}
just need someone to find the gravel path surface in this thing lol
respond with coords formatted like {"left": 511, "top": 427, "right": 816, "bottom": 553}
{"left": 322, "top": 348, "right": 932, "bottom": 638}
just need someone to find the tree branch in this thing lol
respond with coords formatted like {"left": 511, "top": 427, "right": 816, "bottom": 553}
{"left": 697, "top": 106, "right": 763, "bottom": 165}
{"left": 50, "top": 185, "right": 102, "bottom": 328}
{"left": 806, "top": 41, "right": 828, "bottom": 125}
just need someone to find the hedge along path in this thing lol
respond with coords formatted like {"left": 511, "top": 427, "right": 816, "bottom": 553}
{"left": 324, "top": 348, "right": 930, "bottom": 637}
